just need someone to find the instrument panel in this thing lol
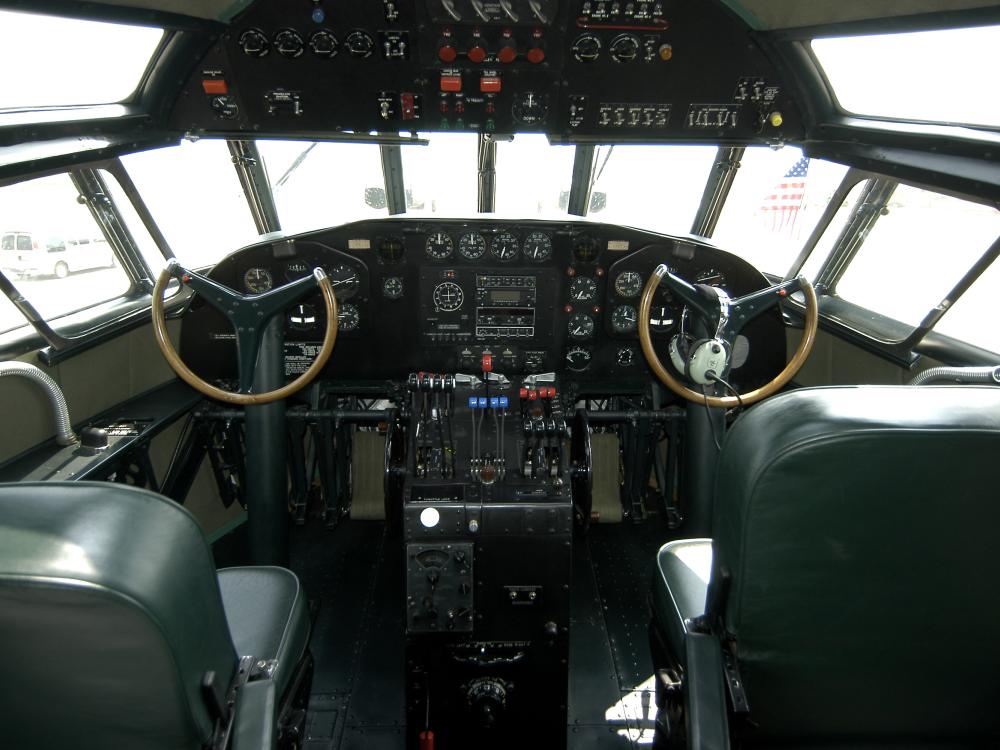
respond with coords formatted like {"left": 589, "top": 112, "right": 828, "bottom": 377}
{"left": 179, "top": 219, "right": 787, "bottom": 395}
{"left": 169, "top": 0, "right": 803, "bottom": 143}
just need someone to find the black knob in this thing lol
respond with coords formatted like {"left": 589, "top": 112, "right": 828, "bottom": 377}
{"left": 80, "top": 426, "right": 109, "bottom": 450}
{"left": 427, "top": 569, "right": 440, "bottom": 585}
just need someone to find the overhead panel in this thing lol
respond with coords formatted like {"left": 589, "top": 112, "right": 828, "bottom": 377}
{"left": 168, "top": 0, "right": 804, "bottom": 143}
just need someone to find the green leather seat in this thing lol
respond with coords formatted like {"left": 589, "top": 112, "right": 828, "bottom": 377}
{"left": 651, "top": 386, "right": 1000, "bottom": 747}
{"left": 0, "top": 481, "right": 310, "bottom": 750}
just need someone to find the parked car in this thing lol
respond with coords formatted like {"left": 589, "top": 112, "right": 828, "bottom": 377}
{"left": 0, "top": 231, "right": 116, "bottom": 278}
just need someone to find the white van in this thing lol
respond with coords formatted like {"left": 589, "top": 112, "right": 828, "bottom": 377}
{"left": 0, "top": 231, "right": 116, "bottom": 278}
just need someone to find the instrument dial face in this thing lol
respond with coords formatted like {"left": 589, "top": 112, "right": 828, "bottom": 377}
{"left": 695, "top": 268, "right": 727, "bottom": 288}
{"left": 617, "top": 347, "right": 635, "bottom": 367}
{"left": 611, "top": 305, "right": 638, "bottom": 334}
{"left": 425, "top": 232, "right": 454, "bottom": 260}
{"left": 377, "top": 236, "right": 405, "bottom": 263}
{"left": 571, "top": 34, "right": 601, "bottom": 63}
{"left": 284, "top": 260, "right": 310, "bottom": 280}
{"left": 565, "top": 346, "right": 593, "bottom": 372}
{"left": 649, "top": 306, "right": 677, "bottom": 334}
{"left": 243, "top": 268, "right": 273, "bottom": 294}
{"left": 382, "top": 276, "right": 404, "bottom": 299}
{"left": 309, "top": 30, "right": 338, "bottom": 58}
{"left": 326, "top": 263, "right": 360, "bottom": 300}
{"left": 522, "top": 231, "right": 553, "bottom": 262}
{"left": 609, "top": 33, "right": 640, "bottom": 63}
{"left": 491, "top": 230, "right": 520, "bottom": 262}
{"left": 567, "top": 312, "right": 595, "bottom": 340}
{"left": 345, "top": 30, "right": 375, "bottom": 58}
{"left": 569, "top": 276, "right": 598, "bottom": 302}
{"left": 239, "top": 28, "right": 270, "bottom": 57}
{"left": 274, "top": 28, "right": 305, "bottom": 58}
{"left": 337, "top": 303, "right": 360, "bottom": 331}
{"left": 288, "top": 303, "right": 317, "bottom": 330}
{"left": 572, "top": 235, "right": 599, "bottom": 263}
{"left": 433, "top": 281, "right": 464, "bottom": 312}
{"left": 614, "top": 270, "right": 644, "bottom": 298}
{"left": 512, "top": 92, "right": 549, "bottom": 125}
{"left": 459, "top": 232, "right": 487, "bottom": 260}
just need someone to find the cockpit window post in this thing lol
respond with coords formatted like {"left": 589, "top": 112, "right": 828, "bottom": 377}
{"left": 379, "top": 144, "right": 407, "bottom": 216}
{"left": 105, "top": 158, "right": 176, "bottom": 262}
{"left": 813, "top": 176, "right": 897, "bottom": 294}
{"left": 69, "top": 168, "right": 153, "bottom": 291}
{"left": 227, "top": 139, "right": 281, "bottom": 235}
{"left": 477, "top": 133, "right": 498, "bottom": 213}
{"left": 690, "top": 146, "right": 745, "bottom": 238}
{"left": 566, "top": 145, "right": 596, "bottom": 218}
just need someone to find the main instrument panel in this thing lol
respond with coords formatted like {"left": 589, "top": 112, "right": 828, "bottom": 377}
{"left": 179, "top": 219, "right": 787, "bottom": 395}
{"left": 169, "top": 0, "right": 802, "bottom": 142}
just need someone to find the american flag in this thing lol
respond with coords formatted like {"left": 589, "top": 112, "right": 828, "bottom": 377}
{"left": 760, "top": 156, "right": 810, "bottom": 232}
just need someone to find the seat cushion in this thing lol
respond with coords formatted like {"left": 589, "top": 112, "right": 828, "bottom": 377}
{"left": 651, "top": 539, "right": 712, "bottom": 667}
{"left": 218, "top": 566, "right": 310, "bottom": 700}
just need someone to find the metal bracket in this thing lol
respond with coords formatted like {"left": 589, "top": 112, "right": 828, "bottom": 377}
{"left": 720, "top": 645, "right": 750, "bottom": 714}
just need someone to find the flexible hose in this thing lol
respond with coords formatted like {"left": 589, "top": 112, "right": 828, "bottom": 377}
{"left": 909, "top": 365, "right": 1000, "bottom": 386}
{"left": 0, "top": 361, "right": 77, "bottom": 445}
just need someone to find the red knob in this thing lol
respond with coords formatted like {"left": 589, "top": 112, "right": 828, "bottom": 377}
{"left": 528, "top": 390, "right": 538, "bottom": 401}
{"left": 438, "top": 44, "right": 457, "bottom": 63}
{"left": 519, "top": 387, "right": 529, "bottom": 400}
{"left": 498, "top": 45, "right": 517, "bottom": 64}
{"left": 467, "top": 45, "right": 487, "bottom": 63}
{"left": 481, "top": 353, "right": 493, "bottom": 372}
{"left": 527, "top": 47, "right": 545, "bottom": 64}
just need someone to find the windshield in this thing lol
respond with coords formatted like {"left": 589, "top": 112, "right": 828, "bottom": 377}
{"left": 0, "top": 10, "right": 163, "bottom": 110}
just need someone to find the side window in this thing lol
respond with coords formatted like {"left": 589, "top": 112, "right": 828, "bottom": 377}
{"left": 16, "top": 235, "right": 32, "bottom": 251}
{"left": 1, "top": 235, "right": 12, "bottom": 251}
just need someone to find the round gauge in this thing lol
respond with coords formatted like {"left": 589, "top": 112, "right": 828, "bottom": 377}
{"left": 459, "top": 232, "right": 487, "bottom": 260}
{"left": 345, "top": 30, "right": 375, "bottom": 58}
{"left": 571, "top": 34, "right": 601, "bottom": 63}
{"left": 565, "top": 346, "right": 593, "bottom": 372}
{"left": 377, "top": 236, "right": 405, "bottom": 263}
{"left": 649, "top": 306, "right": 676, "bottom": 334}
{"left": 617, "top": 347, "right": 635, "bottom": 367}
{"left": 614, "top": 270, "right": 644, "bottom": 298}
{"left": 569, "top": 276, "right": 598, "bottom": 303}
{"left": 326, "top": 263, "right": 360, "bottom": 300}
{"left": 522, "top": 231, "right": 553, "bottom": 262}
{"left": 309, "top": 30, "right": 338, "bottom": 58}
{"left": 611, "top": 305, "right": 638, "bottom": 334}
{"left": 238, "top": 28, "right": 270, "bottom": 57}
{"left": 425, "top": 232, "right": 454, "bottom": 260}
{"left": 567, "top": 312, "right": 595, "bottom": 340}
{"left": 695, "top": 268, "right": 727, "bottom": 288}
{"left": 382, "top": 276, "right": 404, "bottom": 300}
{"left": 288, "top": 303, "right": 317, "bottom": 331}
{"left": 572, "top": 235, "right": 599, "bottom": 264}
{"left": 609, "top": 33, "right": 640, "bottom": 63}
{"left": 491, "top": 231, "right": 520, "bottom": 262}
{"left": 243, "top": 268, "right": 273, "bottom": 294}
{"left": 284, "top": 260, "right": 310, "bottom": 280}
{"left": 512, "top": 92, "right": 549, "bottom": 125}
{"left": 338, "top": 303, "right": 360, "bottom": 332}
{"left": 274, "top": 29, "right": 305, "bottom": 58}
{"left": 433, "top": 282, "right": 464, "bottom": 312}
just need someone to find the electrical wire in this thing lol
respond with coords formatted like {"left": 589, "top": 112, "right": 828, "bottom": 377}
{"left": 706, "top": 371, "right": 744, "bottom": 412}
{"left": 702, "top": 386, "right": 722, "bottom": 452}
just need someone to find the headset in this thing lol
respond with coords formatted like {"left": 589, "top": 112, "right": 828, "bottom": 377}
{"left": 667, "top": 298, "right": 731, "bottom": 386}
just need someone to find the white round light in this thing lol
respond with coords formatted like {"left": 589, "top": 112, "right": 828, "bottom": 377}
{"left": 420, "top": 507, "right": 440, "bottom": 528}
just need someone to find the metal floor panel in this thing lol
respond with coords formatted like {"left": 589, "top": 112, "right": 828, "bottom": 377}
{"left": 290, "top": 517, "right": 669, "bottom": 750}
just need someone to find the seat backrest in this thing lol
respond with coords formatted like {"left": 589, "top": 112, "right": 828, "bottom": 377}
{"left": 713, "top": 386, "right": 1000, "bottom": 746}
{"left": 0, "top": 481, "right": 238, "bottom": 750}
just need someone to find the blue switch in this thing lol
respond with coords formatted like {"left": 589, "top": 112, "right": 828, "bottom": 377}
{"left": 478, "top": 397, "right": 488, "bottom": 408}
{"left": 499, "top": 396, "right": 509, "bottom": 409}
{"left": 468, "top": 396, "right": 479, "bottom": 409}
{"left": 489, "top": 397, "right": 500, "bottom": 408}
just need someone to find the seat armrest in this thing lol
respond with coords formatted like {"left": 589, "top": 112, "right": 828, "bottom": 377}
{"left": 232, "top": 679, "right": 278, "bottom": 750}
{"left": 684, "top": 633, "right": 730, "bottom": 750}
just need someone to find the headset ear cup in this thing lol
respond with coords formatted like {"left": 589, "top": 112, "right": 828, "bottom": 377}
{"left": 686, "top": 338, "right": 711, "bottom": 381}
{"left": 668, "top": 335, "right": 688, "bottom": 374}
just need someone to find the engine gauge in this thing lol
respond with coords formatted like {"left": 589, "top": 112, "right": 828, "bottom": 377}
{"left": 567, "top": 312, "right": 595, "bottom": 340}
{"left": 337, "top": 303, "right": 360, "bottom": 332}
{"left": 243, "top": 268, "right": 273, "bottom": 294}
{"left": 284, "top": 260, "right": 310, "bottom": 280}
{"left": 326, "top": 264, "right": 360, "bottom": 300}
{"left": 274, "top": 29, "right": 305, "bottom": 58}
{"left": 433, "top": 281, "right": 464, "bottom": 312}
{"left": 425, "top": 232, "right": 454, "bottom": 260}
{"left": 491, "top": 231, "right": 520, "bottom": 262}
{"left": 617, "top": 347, "right": 635, "bottom": 367}
{"left": 565, "top": 346, "right": 593, "bottom": 372}
{"left": 695, "top": 268, "right": 727, "bottom": 287}
{"left": 459, "top": 232, "right": 487, "bottom": 260}
{"left": 614, "top": 270, "right": 644, "bottom": 298}
{"left": 572, "top": 235, "right": 599, "bottom": 263}
{"left": 345, "top": 30, "right": 374, "bottom": 58}
{"left": 382, "top": 276, "right": 404, "bottom": 300}
{"left": 288, "top": 304, "right": 317, "bottom": 331}
{"left": 522, "top": 231, "right": 553, "bottom": 262}
{"left": 309, "top": 30, "right": 338, "bottom": 58}
{"left": 377, "top": 236, "right": 405, "bottom": 263}
{"left": 611, "top": 305, "right": 638, "bottom": 334}
{"left": 239, "top": 28, "right": 270, "bottom": 57}
{"left": 569, "top": 276, "right": 598, "bottom": 303}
